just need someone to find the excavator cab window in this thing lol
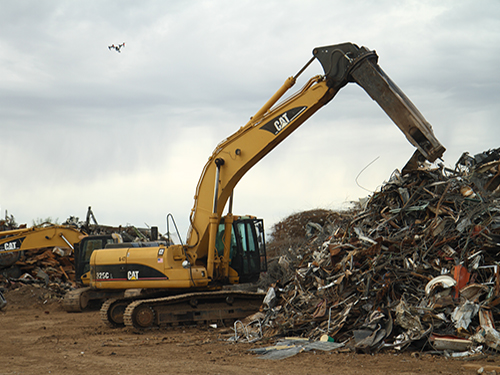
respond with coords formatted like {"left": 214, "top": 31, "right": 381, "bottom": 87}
{"left": 74, "top": 235, "right": 114, "bottom": 283}
{"left": 228, "top": 218, "right": 267, "bottom": 283}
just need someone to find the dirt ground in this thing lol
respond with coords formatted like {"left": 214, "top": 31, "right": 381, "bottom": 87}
{"left": 1, "top": 285, "right": 499, "bottom": 375}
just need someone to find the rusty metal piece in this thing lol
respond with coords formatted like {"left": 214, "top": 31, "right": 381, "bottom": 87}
{"left": 0, "top": 290, "right": 6, "bottom": 310}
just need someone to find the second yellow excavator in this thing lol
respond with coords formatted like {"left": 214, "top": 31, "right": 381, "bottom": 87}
{"left": 81, "top": 42, "right": 445, "bottom": 329}
{"left": 0, "top": 209, "right": 161, "bottom": 311}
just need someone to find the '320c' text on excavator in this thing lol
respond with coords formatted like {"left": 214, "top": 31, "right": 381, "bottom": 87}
{"left": 74, "top": 42, "right": 445, "bottom": 329}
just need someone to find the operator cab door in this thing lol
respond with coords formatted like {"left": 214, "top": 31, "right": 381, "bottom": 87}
{"left": 75, "top": 236, "right": 114, "bottom": 284}
{"left": 228, "top": 218, "right": 267, "bottom": 283}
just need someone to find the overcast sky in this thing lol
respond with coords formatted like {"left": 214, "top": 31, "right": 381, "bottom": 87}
{"left": 1, "top": 0, "right": 499, "bottom": 240}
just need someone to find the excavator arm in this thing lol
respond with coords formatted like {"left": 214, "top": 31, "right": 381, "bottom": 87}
{"left": 0, "top": 226, "right": 85, "bottom": 252}
{"left": 185, "top": 42, "right": 445, "bottom": 280}
{"left": 0, "top": 225, "right": 86, "bottom": 268}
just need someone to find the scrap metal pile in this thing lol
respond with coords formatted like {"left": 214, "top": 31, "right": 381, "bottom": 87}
{"left": 259, "top": 147, "right": 500, "bottom": 355}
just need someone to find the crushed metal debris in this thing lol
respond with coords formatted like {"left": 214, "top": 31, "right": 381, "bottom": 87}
{"left": 249, "top": 338, "right": 345, "bottom": 360}
{"left": 255, "top": 147, "right": 500, "bottom": 357}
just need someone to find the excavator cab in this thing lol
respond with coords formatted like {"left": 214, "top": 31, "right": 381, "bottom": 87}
{"left": 74, "top": 235, "right": 115, "bottom": 285}
{"left": 216, "top": 217, "right": 267, "bottom": 283}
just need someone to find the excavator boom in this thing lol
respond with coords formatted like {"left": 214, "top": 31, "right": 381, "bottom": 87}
{"left": 0, "top": 225, "right": 85, "bottom": 269}
{"left": 186, "top": 42, "right": 445, "bottom": 278}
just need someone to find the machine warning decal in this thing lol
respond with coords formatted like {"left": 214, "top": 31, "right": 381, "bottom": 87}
{"left": 260, "top": 106, "right": 307, "bottom": 135}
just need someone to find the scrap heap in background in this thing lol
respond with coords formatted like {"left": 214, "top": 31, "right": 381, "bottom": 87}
{"left": 260, "top": 147, "right": 500, "bottom": 354}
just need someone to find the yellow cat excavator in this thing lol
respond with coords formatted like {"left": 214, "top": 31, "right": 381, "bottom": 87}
{"left": 83, "top": 42, "right": 445, "bottom": 329}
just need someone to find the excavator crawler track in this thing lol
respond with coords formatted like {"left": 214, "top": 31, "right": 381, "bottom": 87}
{"left": 122, "top": 290, "right": 265, "bottom": 330}
{"left": 100, "top": 298, "right": 133, "bottom": 328}
{"left": 63, "top": 287, "right": 127, "bottom": 312}
{"left": 62, "top": 287, "right": 91, "bottom": 312}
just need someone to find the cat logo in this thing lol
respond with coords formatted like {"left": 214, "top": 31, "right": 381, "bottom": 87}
{"left": 2, "top": 242, "right": 17, "bottom": 251}
{"left": 259, "top": 106, "right": 307, "bottom": 135}
{"left": 127, "top": 270, "right": 139, "bottom": 280}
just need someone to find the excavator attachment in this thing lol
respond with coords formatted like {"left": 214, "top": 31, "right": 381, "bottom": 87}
{"left": 313, "top": 43, "right": 445, "bottom": 163}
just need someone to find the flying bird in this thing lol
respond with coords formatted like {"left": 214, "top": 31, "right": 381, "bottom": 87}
{"left": 108, "top": 42, "right": 125, "bottom": 53}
